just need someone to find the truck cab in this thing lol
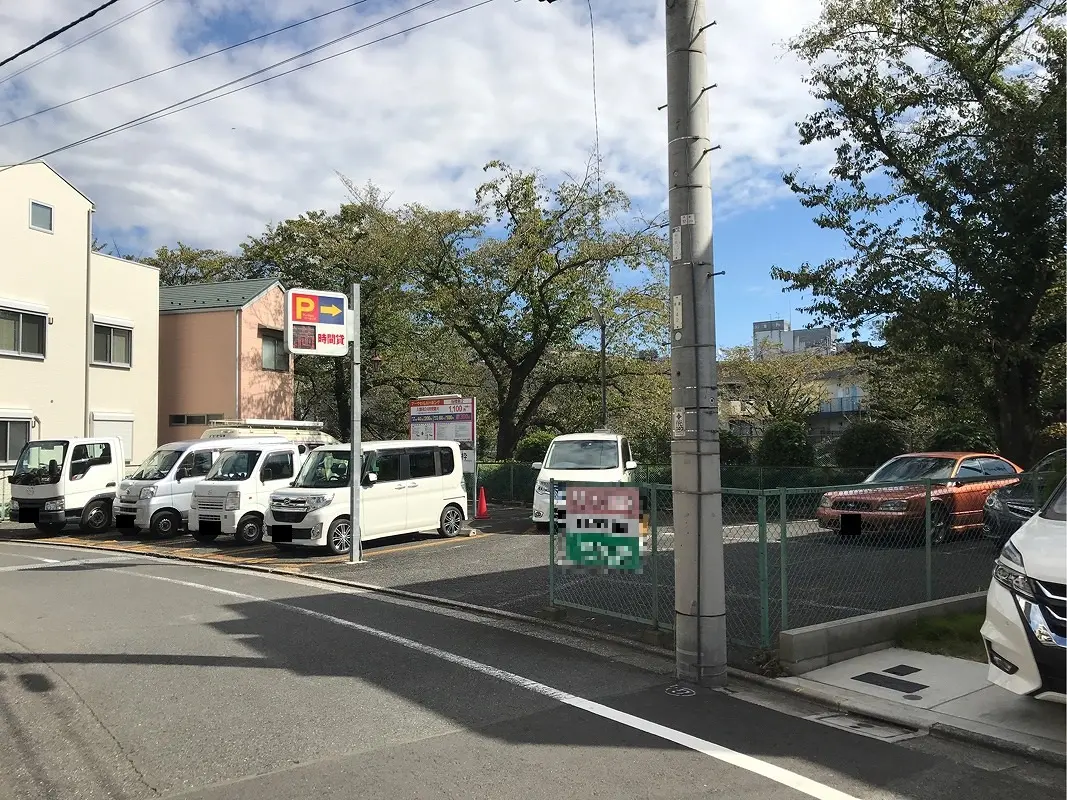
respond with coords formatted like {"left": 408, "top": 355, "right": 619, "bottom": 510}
{"left": 189, "top": 441, "right": 306, "bottom": 545}
{"left": 7, "top": 437, "right": 125, "bottom": 534}
{"left": 114, "top": 436, "right": 287, "bottom": 538}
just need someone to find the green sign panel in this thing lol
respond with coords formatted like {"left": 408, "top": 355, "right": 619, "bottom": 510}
{"left": 563, "top": 531, "right": 642, "bottom": 571}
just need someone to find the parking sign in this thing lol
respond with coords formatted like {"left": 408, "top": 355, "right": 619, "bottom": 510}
{"left": 285, "top": 288, "right": 349, "bottom": 356}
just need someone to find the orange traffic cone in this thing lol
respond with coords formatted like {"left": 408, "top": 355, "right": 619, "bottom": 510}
{"left": 475, "top": 486, "right": 490, "bottom": 520}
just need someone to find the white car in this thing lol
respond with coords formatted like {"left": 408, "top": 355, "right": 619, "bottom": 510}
{"left": 980, "top": 477, "right": 1066, "bottom": 700}
{"left": 531, "top": 432, "right": 637, "bottom": 529}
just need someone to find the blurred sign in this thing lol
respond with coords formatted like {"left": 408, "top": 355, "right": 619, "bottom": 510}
{"left": 408, "top": 396, "right": 476, "bottom": 474}
{"left": 559, "top": 485, "right": 644, "bottom": 572}
{"left": 285, "top": 288, "right": 348, "bottom": 357}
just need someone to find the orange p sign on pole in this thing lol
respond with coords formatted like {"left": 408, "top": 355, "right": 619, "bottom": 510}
{"left": 292, "top": 293, "right": 319, "bottom": 322}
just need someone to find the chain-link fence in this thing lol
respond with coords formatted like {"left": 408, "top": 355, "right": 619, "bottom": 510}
{"left": 548, "top": 481, "right": 675, "bottom": 630}
{"left": 547, "top": 472, "right": 1027, "bottom": 653}
{"left": 476, "top": 462, "right": 874, "bottom": 505}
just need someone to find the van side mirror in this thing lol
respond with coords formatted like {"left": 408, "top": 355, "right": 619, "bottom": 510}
{"left": 363, "top": 472, "right": 378, "bottom": 486}
{"left": 288, "top": 481, "right": 295, "bottom": 488}
{"left": 625, "top": 460, "right": 637, "bottom": 471}
{"left": 532, "top": 462, "right": 543, "bottom": 470}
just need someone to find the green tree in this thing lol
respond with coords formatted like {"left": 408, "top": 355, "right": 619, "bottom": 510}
{"left": 774, "top": 0, "right": 1066, "bottom": 465}
{"left": 757, "top": 420, "right": 815, "bottom": 467}
{"left": 719, "top": 430, "right": 752, "bottom": 466}
{"left": 139, "top": 242, "right": 239, "bottom": 286}
{"left": 513, "top": 430, "right": 558, "bottom": 464}
{"left": 833, "top": 420, "right": 905, "bottom": 468}
{"left": 408, "top": 161, "right": 667, "bottom": 458}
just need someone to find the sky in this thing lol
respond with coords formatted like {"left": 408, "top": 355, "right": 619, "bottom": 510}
{"left": 0, "top": 0, "right": 852, "bottom": 348}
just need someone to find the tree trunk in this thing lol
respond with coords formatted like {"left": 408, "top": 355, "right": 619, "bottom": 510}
{"left": 333, "top": 359, "right": 350, "bottom": 442}
{"left": 991, "top": 352, "right": 1043, "bottom": 466}
{"left": 496, "top": 415, "right": 521, "bottom": 461}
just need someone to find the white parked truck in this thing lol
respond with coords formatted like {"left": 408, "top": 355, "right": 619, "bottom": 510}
{"left": 7, "top": 437, "right": 125, "bottom": 534}
{"left": 189, "top": 441, "right": 306, "bottom": 545}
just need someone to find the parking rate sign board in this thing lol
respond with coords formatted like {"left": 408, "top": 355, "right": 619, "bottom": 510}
{"left": 285, "top": 288, "right": 349, "bottom": 357}
{"left": 409, "top": 397, "right": 476, "bottom": 474}
{"left": 561, "top": 485, "right": 645, "bottom": 572}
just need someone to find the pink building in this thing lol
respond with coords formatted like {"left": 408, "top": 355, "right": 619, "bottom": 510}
{"left": 158, "top": 279, "right": 294, "bottom": 445}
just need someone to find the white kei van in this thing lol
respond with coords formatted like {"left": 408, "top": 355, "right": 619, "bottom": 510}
{"left": 980, "top": 477, "right": 1066, "bottom": 700}
{"left": 264, "top": 440, "right": 468, "bottom": 555}
{"left": 114, "top": 437, "right": 287, "bottom": 538}
{"left": 189, "top": 442, "right": 306, "bottom": 545}
{"left": 531, "top": 432, "right": 638, "bottom": 529}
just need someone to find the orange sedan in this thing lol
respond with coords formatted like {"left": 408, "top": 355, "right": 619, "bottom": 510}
{"left": 816, "top": 452, "right": 1023, "bottom": 545}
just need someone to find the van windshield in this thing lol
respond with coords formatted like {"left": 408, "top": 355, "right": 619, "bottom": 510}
{"left": 130, "top": 447, "right": 185, "bottom": 480}
{"left": 1039, "top": 480, "right": 1066, "bottom": 522}
{"left": 293, "top": 450, "right": 366, "bottom": 489}
{"left": 545, "top": 441, "right": 619, "bottom": 470}
{"left": 205, "top": 450, "right": 260, "bottom": 481}
{"left": 10, "top": 440, "right": 68, "bottom": 485}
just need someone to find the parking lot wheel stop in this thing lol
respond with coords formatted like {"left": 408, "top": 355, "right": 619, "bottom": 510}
{"left": 6, "top": 534, "right": 1064, "bottom": 767}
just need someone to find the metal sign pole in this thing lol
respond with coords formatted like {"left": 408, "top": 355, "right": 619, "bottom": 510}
{"left": 349, "top": 282, "right": 364, "bottom": 564}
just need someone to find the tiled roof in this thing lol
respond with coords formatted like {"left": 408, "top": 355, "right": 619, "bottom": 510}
{"left": 159, "top": 278, "right": 281, "bottom": 313}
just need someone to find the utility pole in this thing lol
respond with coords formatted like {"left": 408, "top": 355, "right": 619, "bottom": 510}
{"left": 592, "top": 307, "right": 608, "bottom": 428}
{"left": 349, "top": 282, "right": 365, "bottom": 565}
{"left": 666, "top": 0, "right": 727, "bottom": 685}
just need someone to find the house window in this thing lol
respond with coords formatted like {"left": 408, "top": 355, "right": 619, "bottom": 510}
{"left": 0, "top": 419, "right": 31, "bottom": 463}
{"left": 29, "top": 201, "right": 53, "bottom": 233}
{"left": 169, "top": 415, "right": 187, "bottom": 426}
{"left": 186, "top": 415, "right": 207, "bottom": 426}
{"left": 170, "top": 414, "right": 223, "bottom": 426}
{"left": 261, "top": 331, "right": 288, "bottom": 372}
{"left": 0, "top": 308, "right": 46, "bottom": 358}
{"left": 93, "top": 324, "right": 131, "bottom": 367}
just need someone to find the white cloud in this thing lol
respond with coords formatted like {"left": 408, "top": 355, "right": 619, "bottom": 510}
{"left": 0, "top": 0, "right": 829, "bottom": 253}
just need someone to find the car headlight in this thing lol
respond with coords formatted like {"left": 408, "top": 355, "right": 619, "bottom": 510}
{"left": 985, "top": 490, "right": 1003, "bottom": 511}
{"left": 878, "top": 500, "right": 908, "bottom": 512}
{"left": 536, "top": 480, "right": 549, "bottom": 495}
{"left": 224, "top": 491, "right": 241, "bottom": 511}
{"left": 10, "top": 499, "right": 19, "bottom": 513}
{"left": 44, "top": 498, "right": 65, "bottom": 512}
{"left": 191, "top": 495, "right": 199, "bottom": 509}
{"left": 993, "top": 561, "right": 1034, "bottom": 599}
{"left": 306, "top": 495, "right": 332, "bottom": 511}
{"left": 139, "top": 486, "right": 156, "bottom": 500}
{"left": 818, "top": 495, "right": 831, "bottom": 508}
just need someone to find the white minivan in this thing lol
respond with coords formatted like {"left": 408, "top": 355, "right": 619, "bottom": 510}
{"left": 115, "top": 437, "right": 286, "bottom": 538}
{"left": 980, "top": 477, "right": 1066, "bottom": 700}
{"left": 264, "top": 440, "right": 468, "bottom": 554}
{"left": 531, "top": 432, "right": 638, "bottom": 529}
{"left": 189, "top": 442, "right": 306, "bottom": 545}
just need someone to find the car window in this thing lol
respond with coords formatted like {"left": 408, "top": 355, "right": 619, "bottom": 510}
{"left": 979, "top": 457, "right": 1017, "bottom": 476}
{"left": 408, "top": 448, "right": 437, "bottom": 479}
{"left": 179, "top": 450, "right": 213, "bottom": 478}
{"left": 621, "top": 439, "right": 633, "bottom": 465}
{"left": 955, "top": 458, "right": 984, "bottom": 479}
{"left": 372, "top": 452, "right": 402, "bottom": 483}
{"left": 1039, "top": 479, "right": 1066, "bottom": 522}
{"left": 261, "top": 451, "right": 294, "bottom": 481}
{"left": 439, "top": 447, "right": 455, "bottom": 475}
{"left": 1034, "top": 450, "right": 1066, "bottom": 475}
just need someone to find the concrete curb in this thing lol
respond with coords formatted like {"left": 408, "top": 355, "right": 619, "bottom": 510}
{"left": 7, "top": 536, "right": 1063, "bottom": 767}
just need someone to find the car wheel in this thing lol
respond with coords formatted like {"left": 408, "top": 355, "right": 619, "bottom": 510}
{"left": 234, "top": 514, "right": 263, "bottom": 546}
{"left": 79, "top": 499, "right": 111, "bottom": 534}
{"left": 929, "top": 504, "right": 951, "bottom": 546}
{"left": 149, "top": 510, "right": 181, "bottom": 539}
{"left": 327, "top": 518, "right": 352, "bottom": 555}
{"left": 438, "top": 505, "right": 464, "bottom": 538}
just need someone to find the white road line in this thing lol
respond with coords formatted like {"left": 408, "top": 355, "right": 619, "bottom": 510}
{"left": 108, "top": 569, "right": 860, "bottom": 800}
{"left": 0, "top": 554, "right": 132, "bottom": 572}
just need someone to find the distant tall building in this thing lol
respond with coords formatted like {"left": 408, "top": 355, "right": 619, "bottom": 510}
{"left": 752, "top": 319, "right": 836, "bottom": 356}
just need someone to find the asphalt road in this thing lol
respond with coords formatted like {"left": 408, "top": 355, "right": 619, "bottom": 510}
{"left": 1, "top": 542, "right": 1062, "bottom": 800}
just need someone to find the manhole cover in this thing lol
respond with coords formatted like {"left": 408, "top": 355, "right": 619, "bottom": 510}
{"left": 665, "top": 684, "right": 696, "bottom": 697}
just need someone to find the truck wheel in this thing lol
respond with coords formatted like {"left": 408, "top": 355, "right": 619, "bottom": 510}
{"left": 149, "top": 510, "right": 181, "bottom": 539}
{"left": 79, "top": 500, "right": 111, "bottom": 534}
{"left": 234, "top": 514, "right": 263, "bottom": 546}
{"left": 34, "top": 522, "right": 65, "bottom": 535}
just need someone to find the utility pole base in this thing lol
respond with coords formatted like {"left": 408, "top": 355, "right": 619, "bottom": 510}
{"left": 675, "top": 614, "right": 728, "bottom": 686}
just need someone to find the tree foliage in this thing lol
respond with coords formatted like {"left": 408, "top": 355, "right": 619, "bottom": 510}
{"left": 757, "top": 420, "right": 815, "bottom": 467}
{"left": 775, "top": 0, "right": 1066, "bottom": 465}
{"left": 833, "top": 420, "right": 906, "bottom": 468}
{"left": 513, "top": 430, "right": 558, "bottom": 464}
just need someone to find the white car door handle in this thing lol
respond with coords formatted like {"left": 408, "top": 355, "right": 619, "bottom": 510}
{"left": 406, "top": 481, "right": 418, "bottom": 488}
{"left": 394, "top": 484, "right": 406, "bottom": 490}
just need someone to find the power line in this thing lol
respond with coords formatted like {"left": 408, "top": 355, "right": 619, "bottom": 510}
{"left": 586, "top": 0, "right": 600, "bottom": 188}
{"left": 0, "top": 0, "right": 125, "bottom": 71}
{"left": 0, "top": 0, "right": 373, "bottom": 130}
{"left": 9, "top": 0, "right": 497, "bottom": 167}
{"left": 0, "top": 0, "right": 168, "bottom": 86}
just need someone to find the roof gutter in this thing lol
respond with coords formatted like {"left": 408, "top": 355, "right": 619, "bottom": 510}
{"left": 83, "top": 208, "right": 93, "bottom": 436}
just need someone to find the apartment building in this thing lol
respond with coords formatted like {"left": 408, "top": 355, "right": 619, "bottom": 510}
{"left": 157, "top": 279, "right": 294, "bottom": 445}
{"left": 0, "top": 162, "right": 159, "bottom": 466}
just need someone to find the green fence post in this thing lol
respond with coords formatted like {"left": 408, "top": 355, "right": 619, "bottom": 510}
{"left": 548, "top": 480, "right": 556, "bottom": 604}
{"left": 779, "top": 486, "right": 789, "bottom": 632}
{"left": 650, "top": 486, "right": 660, "bottom": 630}
{"left": 757, "top": 493, "right": 770, "bottom": 649}
{"left": 924, "top": 479, "right": 933, "bottom": 601}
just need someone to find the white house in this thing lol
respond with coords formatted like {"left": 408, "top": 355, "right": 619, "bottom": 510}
{"left": 0, "top": 161, "right": 159, "bottom": 467}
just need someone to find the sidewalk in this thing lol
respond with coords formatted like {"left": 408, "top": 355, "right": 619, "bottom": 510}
{"left": 776, "top": 647, "right": 1065, "bottom": 764}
